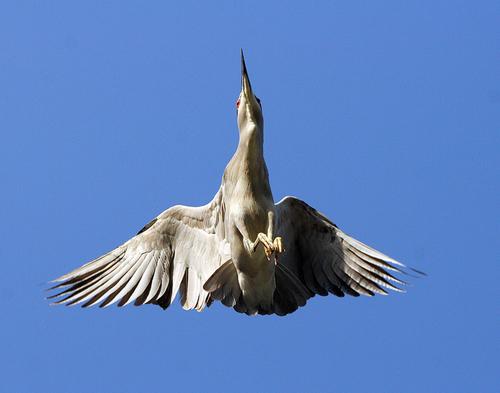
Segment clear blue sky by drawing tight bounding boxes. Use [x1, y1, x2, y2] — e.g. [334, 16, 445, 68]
[2, 2, 499, 392]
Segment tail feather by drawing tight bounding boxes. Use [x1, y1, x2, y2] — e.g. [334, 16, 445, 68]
[273, 264, 312, 316]
[203, 260, 241, 308]
[204, 260, 312, 316]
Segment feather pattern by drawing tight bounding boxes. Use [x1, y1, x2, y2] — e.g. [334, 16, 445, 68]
[274, 196, 416, 300]
[48, 189, 229, 312]
[47, 194, 418, 314]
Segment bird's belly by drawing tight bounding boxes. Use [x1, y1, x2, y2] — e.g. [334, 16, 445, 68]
[227, 195, 277, 310]
[235, 249, 276, 310]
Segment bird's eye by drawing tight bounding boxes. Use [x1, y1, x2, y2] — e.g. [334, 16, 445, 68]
[236, 99, 240, 108]
[256, 97, 261, 107]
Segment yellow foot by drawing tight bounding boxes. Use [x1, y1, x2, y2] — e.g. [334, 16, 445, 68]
[273, 236, 284, 264]
[251, 233, 285, 262]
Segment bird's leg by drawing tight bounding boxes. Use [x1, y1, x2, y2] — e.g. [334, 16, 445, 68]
[267, 210, 284, 263]
[239, 211, 284, 261]
[273, 236, 284, 264]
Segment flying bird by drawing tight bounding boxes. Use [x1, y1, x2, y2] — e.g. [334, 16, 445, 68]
[47, 51, 422, 316]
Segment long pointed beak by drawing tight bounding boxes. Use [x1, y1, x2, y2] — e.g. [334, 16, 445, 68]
[241, 49, 253, 98]
[238, 50, 263, 129]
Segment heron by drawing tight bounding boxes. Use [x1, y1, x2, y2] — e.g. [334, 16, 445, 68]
[47, 50, 422, 316]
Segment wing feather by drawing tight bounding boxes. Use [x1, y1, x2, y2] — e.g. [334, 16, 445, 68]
[121, 251, 158, 306]
[49, 254, 126, 305]
[275, 196, 420, 300]
[147, 249, 170, 304]
[72, 251, 145, 307]
[47, 189, 229, 311]
[98, 253, 148, 307]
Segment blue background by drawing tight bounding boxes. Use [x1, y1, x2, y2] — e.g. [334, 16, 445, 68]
[1, 2, 499, 392]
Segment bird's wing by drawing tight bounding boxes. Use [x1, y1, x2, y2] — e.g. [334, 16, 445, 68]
[275, 196, 412, 299]
[47, 188, 230, 311]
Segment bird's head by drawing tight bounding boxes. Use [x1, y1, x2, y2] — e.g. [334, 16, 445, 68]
[237, 50, 263, 134]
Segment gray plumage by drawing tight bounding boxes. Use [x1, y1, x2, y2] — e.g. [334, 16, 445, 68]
[47, 51, 421, 316]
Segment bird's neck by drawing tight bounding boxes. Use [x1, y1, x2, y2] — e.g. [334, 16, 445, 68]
[237, 126, 264, 165]
[224, 126, 272, 197]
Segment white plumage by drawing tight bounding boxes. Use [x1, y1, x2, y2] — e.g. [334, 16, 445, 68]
[47, 51, 423, 316]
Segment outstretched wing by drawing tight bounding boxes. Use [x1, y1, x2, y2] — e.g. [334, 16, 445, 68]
[275, 196, 415, 300]
[47, 189, 230, 311]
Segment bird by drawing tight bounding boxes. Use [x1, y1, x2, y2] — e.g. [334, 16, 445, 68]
[47, 50, 422, 316]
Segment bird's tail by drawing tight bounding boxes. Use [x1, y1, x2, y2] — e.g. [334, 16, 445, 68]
[204, 260, 311, 316]
[272, 264, 312, 316]
[203, 260, 242, 308]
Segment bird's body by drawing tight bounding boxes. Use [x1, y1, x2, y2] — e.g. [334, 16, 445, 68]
[222, 66, 277, 311]
[47, 51, 422, 316]
[222, 126, 276, 311]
